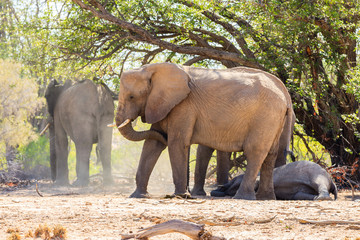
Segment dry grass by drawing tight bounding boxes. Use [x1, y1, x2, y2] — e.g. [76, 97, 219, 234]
[53, 225, 67, 239]
[6, 228, 19, 234]
[6, 225, 66, 240]
[6, 232, 21, 240]
[34, 224, 51, 239]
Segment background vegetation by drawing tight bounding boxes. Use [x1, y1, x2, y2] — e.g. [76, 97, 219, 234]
[0, 0, 359, 187]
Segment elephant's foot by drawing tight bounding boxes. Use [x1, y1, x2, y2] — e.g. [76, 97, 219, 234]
[190, 186, 207, 196]
[130, 189, 151, 198]
[256, 191, 276, 200]
[315, 193, 332, 201]
[72, 178, 89, 187]
[233, 191, 256, 200]
[166, 192, 193, 199]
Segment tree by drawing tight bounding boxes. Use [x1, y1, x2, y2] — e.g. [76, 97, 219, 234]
[6, 1, 360, 182]
[0, 59, 44, 168]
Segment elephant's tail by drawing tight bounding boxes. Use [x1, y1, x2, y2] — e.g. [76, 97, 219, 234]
[330, 180, 338, 200]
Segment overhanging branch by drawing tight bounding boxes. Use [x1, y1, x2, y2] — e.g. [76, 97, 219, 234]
[72, 0, 265, 69]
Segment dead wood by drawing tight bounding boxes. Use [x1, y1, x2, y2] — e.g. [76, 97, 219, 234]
[186, 215, 276, 226]
[35, 182, 43, 197]
[297, 218, 360, 225]
[184, 199, 207, 204]
[346, 178, 355, 201]
[121, 219, 225, 240]
[157, 199, 206, 205]
[253, 215, 277, 224]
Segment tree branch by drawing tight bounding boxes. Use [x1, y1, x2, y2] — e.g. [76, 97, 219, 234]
[72, 0, 265, 69]
[175, 0, 256, 60]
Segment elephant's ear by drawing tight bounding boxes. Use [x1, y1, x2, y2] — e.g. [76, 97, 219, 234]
[144, 63, 191, 124]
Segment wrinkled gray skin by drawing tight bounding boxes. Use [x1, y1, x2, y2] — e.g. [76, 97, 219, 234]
[211, 161, 338, 200]
[191, 108, 295, 196]
[191, 148, 232, 196]
[45, 79, 114, 186]
[116, 63, 293, 200]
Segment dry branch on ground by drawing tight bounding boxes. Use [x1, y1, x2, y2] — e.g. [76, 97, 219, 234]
[121, 219, 225, 240]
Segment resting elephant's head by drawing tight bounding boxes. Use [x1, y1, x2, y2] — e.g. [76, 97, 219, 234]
[115, 63, 191, 144]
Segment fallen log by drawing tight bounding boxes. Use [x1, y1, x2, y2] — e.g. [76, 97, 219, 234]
[121, 219, 225, 240]
[297, 218, 360, 225]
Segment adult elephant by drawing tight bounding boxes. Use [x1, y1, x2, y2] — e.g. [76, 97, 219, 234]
[115, 63, 293, 200]
[191, 108, 295, 196]
[44, 79, 115, 186]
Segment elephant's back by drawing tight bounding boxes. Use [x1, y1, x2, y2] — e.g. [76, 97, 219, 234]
[58, 80, 98, 112]
[185, 66, 292, 108]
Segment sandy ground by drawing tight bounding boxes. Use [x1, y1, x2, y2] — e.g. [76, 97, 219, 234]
[1, 179, 360, 240]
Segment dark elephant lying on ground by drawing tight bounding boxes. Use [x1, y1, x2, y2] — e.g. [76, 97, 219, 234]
[211, 161, 337, 200]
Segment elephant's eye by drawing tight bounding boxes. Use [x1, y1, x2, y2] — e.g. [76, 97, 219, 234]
[129, 95, 134, 100]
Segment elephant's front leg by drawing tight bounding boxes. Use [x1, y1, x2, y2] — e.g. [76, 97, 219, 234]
[54, 126, 70, 186]
[168, 138, 191, 197]
[130, 139, 166, 198]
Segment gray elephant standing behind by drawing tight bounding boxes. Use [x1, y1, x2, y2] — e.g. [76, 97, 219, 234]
[211, 161, 337, 200]
[44, 79, 115, 186]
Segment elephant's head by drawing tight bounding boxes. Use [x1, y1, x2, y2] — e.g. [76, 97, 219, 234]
[115, 63, 191, 144]
[45, 79, 73, 117]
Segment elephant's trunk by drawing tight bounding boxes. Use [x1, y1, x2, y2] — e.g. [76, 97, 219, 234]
[48, 119, 56, 181]
[116, 119, 167, 146]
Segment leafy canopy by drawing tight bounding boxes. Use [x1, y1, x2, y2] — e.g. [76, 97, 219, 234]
[0, 59, 44, 151]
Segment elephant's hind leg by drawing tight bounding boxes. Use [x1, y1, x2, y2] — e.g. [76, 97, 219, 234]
[233, 147, 269, 200]
[98, 122, 114, 185]
[191, 145, 214, 196]
[234, 131, 280, 200]
[314, 182, 332, 200]
[216, 151, 231, 185]
[255, 148, 277, 200]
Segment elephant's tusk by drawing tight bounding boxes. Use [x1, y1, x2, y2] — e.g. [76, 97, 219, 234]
[117, 119, 131, 129]
[39, 123, 51, 136]
[107, 119, 131, 129]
